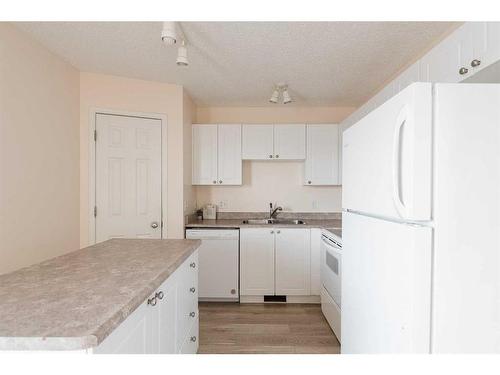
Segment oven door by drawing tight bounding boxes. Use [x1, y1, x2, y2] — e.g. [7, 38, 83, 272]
[321, 234, 342, 308]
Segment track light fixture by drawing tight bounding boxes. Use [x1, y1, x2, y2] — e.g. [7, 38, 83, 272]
[269, 84, 293, 104]
[269, 87, 280, 103]
[161, 22, 177, 45]
[176, 40, 189, 66]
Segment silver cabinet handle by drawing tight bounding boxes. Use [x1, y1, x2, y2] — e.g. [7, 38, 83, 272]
[213, 180, 217, 184]
[471, 59, 481, 68]
[270, 230, 274, 234]
[189, 311, 196, 317]
[275, 154, 279, 158]
[190, 262, 196, 268]
[219, 180, 222, 184]
[277, 230, 281, 234]
[459, 67, 469, 75]
[190, 336, 197, 342]
[147, 296, 157, 306]
[190, 287, 196, 293]
[307, 180, 312, 184]
[151, 222, 159, 229]
[155, 291, 164, 300]
[269, 155, 273, 158]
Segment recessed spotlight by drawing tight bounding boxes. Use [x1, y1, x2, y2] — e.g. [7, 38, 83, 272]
[161, 22, 177, 45]
[269, 87, 280, 103]
[176, 40, 189, 66]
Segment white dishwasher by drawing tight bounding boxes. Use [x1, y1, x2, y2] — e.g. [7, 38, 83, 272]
[185, 229, 239, 301]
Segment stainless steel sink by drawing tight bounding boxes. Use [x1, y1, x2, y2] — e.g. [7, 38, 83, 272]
[242, 219, 306, 225]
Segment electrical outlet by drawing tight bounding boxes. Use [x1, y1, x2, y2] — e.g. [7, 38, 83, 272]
[218, 200, 227, 209]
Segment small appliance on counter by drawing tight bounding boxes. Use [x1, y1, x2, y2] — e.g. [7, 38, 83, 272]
[202, 204, 217, 220]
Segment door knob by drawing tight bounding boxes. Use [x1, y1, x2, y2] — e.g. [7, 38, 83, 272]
[151, 222, 159, 229]
[190, 287, 196, 293]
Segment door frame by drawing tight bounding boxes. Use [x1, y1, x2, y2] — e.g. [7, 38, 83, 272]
[88, 107, 168, 244]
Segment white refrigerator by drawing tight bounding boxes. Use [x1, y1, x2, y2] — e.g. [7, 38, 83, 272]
[341, 82, 500, 353]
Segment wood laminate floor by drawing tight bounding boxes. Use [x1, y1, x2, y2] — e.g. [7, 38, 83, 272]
[198, 302, 340, 354]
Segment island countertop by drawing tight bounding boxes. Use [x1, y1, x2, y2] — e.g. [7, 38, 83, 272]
[0, 238, 201, 351]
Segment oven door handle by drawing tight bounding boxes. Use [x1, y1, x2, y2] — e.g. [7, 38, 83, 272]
[322, 239, 342, 257]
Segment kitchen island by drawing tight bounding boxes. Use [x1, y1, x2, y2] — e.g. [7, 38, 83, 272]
[0, 239, 201, 352]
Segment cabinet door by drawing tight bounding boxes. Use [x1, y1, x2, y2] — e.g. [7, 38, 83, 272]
[305, 124, 339, 185]
[217, 124, 242, 185]
[482, 22, 500, 72]
[192, 125, 218, 185]
[419, 31, 461, 83]
[242, 124, 274, 160]
[275, 228, 311, 296]
[156, 280, 178, 354]
[93, 298, 155, 354]
[273, 124, 306, 160]
[240, 228, 275, 295]
[310, 228, 322, 295]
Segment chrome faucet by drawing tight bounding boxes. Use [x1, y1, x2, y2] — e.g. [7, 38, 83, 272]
[269, 202, 283, 219]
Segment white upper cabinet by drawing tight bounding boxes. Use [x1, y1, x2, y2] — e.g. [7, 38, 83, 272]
[305, 124, 340, 185]
[192, 125, 218, 185]
[242, 124, 306, 160]
[242, 124, 274, 159]
[192, 124, 242, 186]
[273, 124, 306, 160]
[217, 124, 242, 185]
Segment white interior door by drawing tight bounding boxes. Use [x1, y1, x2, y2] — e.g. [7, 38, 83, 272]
[341, 211, 432, 354]
[95, 114, 162, 242]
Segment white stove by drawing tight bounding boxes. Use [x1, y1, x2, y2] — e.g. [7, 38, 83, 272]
[320, 228, 342, 342]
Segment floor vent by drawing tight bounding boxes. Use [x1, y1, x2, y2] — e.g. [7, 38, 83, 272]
[264, 295, 287, 303]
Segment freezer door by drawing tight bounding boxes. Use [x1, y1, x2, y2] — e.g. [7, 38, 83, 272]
[341, 212, 432, 353]
[342, 82, 432, 221]
[432, 83, 500, 353]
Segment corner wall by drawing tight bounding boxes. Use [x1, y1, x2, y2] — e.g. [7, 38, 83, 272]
[0, 24, 80, 274]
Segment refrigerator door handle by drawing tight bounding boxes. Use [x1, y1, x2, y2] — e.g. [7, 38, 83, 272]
[392, 106, 408, 219]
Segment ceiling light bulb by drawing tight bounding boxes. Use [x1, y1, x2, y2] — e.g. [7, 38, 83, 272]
[176, 41, 189, 66]
[282, 89, 292, 104]
[161, 21, 177, 45]
[269, 88, 280, 104]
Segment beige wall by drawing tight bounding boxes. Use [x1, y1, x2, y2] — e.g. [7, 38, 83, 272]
[79, 72, 194, 245]
[0, 24, 80, 274]
[195, 106, 355, 213]
[183, 91, 197, 219]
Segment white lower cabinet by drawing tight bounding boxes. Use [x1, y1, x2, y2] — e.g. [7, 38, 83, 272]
[93, 251, 199, 354]
[240, 228, 311, 297]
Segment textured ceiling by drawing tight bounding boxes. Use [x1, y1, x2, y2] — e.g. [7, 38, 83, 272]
[15, 22, 458, 106]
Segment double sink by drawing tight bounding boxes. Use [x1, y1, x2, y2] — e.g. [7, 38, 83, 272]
[242, 219, 306, 225]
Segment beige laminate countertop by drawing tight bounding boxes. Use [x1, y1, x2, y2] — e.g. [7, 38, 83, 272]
[0, 239, 201, 351]
[185, 218, 342, 230]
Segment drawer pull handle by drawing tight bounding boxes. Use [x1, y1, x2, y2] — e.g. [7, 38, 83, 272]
[190, 262, 196, 268]
[155, 291, 164, 300]
[190, 287, 196, 293]
[189, 311, 196, 317]
[147, 296, 157, 306]
[190, 336, 197, 342]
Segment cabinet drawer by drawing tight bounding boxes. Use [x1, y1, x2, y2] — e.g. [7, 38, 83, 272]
[179, 318, 199, 354]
